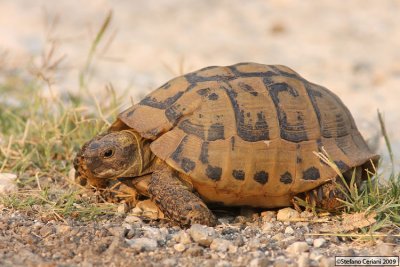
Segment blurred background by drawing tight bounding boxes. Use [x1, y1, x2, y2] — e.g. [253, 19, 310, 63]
[1, 0, 399, 168]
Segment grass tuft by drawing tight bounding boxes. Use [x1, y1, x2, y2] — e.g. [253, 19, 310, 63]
[0, 11, 123, 221]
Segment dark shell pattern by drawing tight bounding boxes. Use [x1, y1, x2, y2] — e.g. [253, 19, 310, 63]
[117, 63, 379, 207]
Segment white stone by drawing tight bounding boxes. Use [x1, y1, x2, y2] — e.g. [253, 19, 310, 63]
[313, 238, 326, 248]
[284, 226, 295, 235]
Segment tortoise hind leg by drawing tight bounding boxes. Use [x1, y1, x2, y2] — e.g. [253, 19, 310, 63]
[149, 167, 217, 227]
[302, 166, 363, 211]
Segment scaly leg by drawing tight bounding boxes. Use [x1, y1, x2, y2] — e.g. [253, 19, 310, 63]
[148, 166, 217, 227]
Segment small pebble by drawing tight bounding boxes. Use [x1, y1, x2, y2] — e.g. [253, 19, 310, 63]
[319, 256, 334, 267]
[210, 238, 232, 252]
[189, 224, 216, 247]
[286, 241, 309, 254]
[272, 233, 285, 241]
[130, 207, 142, 216]
[376, 243, 393, 256]
[284, 226, 294, 235]
[234, 235, 245, 247]
[313, 238, 326, 248]
[277, 208, 300, 221]
[56, 225, 71, 235]
[249, 257, 270, 267]
[174, 243, 186, 252]
[0, 173, 17, 194]
[273, 258, 288, 267]
[174, 231, 192, 244]
[162, 258, 178, 267]
[300, 211, 314, 218]
[126, 237, 158, 251]
[297, 253, 309, 267]
[309, 251, 323, 262]
[342, 248, 355, 256]
[216, 260, 231, 267]
[137, 199, 161, 219]
[305, 238, 313, 245]
[39, 225, 54, 237]
[260, 211, 276, 222]
[117, 203, 128, 214]
[124, 215, 142, 224]
[228, 244, 238, 254]
[185, 245, 204, 256]
[262, 222, 274, 233]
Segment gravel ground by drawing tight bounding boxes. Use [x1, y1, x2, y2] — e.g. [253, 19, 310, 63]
[1, 206, 399, 267]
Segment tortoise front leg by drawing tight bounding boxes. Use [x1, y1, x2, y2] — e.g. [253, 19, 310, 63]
[149, 167, 217, 227]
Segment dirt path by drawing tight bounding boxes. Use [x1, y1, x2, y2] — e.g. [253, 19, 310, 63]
[0, 208, 398, 267]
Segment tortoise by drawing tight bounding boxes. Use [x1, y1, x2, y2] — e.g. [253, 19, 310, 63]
[74, 62, 379, 226]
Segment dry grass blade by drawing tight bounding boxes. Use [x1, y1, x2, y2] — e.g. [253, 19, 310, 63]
[305, 233, 400, 238]
[319, 211, 377, 233]
[0, 136, 13, 173]
[378, 110, 395, 174]
[80, 10, 113, 89]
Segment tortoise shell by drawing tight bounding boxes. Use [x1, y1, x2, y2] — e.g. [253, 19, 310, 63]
[113, 63, 379, 208]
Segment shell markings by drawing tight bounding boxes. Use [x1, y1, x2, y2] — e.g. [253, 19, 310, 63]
[206, 165, 222, 181]
[222, 85, 270, 142]
[170, 136, 196, 173]
[207, 123, 225, 141]
[140, 91, 184, 110]
[266, 81, 308, 143]
[302, 167, 320, 180]
[254, 171, 269, 184]
[232, 169, 245, 180]
[199, 142, 209, 164]
[280, 172, 293, 184]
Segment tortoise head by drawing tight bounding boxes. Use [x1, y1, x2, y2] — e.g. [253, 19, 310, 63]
[74, 131, 144, 186]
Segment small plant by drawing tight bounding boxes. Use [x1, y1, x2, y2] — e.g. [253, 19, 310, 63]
[300, 110, 400, 240]
[0, 11, 123, 221]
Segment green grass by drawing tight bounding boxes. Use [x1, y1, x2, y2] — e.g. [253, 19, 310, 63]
[303, 112, 400, 238]
[0, 71, 120, 220]
[339, 112, 400, 228]
[0, 12, 123, 221]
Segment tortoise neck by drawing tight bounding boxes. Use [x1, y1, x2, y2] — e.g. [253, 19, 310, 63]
[120, 129, 157, 177]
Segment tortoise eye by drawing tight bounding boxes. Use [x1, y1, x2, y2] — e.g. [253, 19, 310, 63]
[103, 149, 114, 158]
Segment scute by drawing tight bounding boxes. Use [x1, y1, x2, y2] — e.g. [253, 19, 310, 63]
[117, 62, 379, 208]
